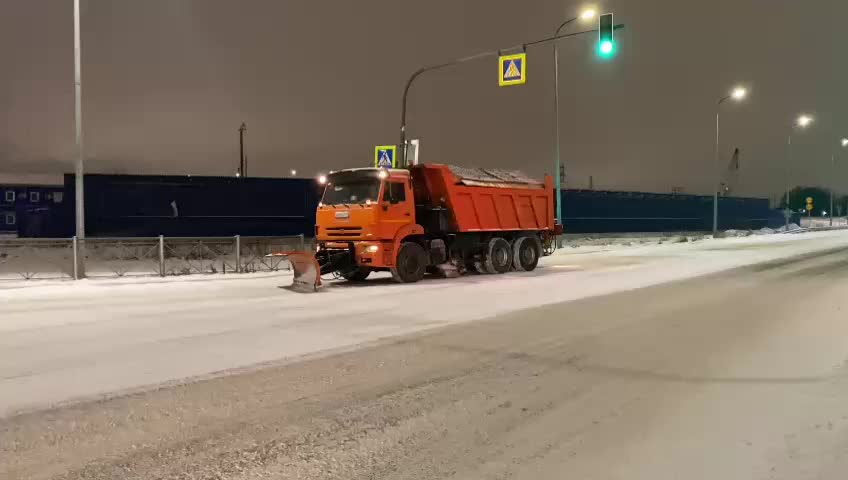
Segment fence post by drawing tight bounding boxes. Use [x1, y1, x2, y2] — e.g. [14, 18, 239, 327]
[159, 235, 165, 277]
[299, 234, 305, 251]
[72, 236, 79, 280]
[235, 235, 241, 273]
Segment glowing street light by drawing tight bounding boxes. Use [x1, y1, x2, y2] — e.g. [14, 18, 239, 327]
[730, 87, 748, 101]
[580, 9, 597, 21]
[797, 114, 814, 128]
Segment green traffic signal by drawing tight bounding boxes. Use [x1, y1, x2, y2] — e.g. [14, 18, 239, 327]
[598, 13, 614, 58]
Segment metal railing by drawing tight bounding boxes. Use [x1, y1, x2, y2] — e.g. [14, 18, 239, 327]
[0, 238, 76, 280]
[0, 235, 307, 281]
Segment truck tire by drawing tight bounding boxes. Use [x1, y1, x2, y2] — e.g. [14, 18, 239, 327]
[483, 237, 512, 274]
[341, 267, 371, 282]
[391, 242, 427, 283]
[512, 236, 541, 272]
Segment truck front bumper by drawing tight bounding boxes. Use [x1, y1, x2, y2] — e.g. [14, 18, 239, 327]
[317, 241, 391, 271]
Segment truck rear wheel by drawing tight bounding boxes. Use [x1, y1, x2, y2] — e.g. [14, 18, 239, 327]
[341, 267, 371, 282]
[391, 242, 427, 283]
[483, 237, 512, 274]
[513, 236, 541, 272]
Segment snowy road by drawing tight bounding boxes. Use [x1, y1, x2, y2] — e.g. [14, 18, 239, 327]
[4, 230, 848, 479]
[2, 231, 848, 418]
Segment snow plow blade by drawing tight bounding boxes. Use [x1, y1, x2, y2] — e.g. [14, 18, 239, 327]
[270, 251, 322, 292]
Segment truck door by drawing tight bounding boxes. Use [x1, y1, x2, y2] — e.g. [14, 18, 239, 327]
[379, 180, 414, 239]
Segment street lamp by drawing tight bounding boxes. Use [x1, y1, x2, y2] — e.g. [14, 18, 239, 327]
[833, 138, 848, 226]
[713, 86, 748, 235]
[553, 8, 597, 227]
[290, 169, 298, 177]
[73, 0, 85, 240]
[786, 114, 814, 229]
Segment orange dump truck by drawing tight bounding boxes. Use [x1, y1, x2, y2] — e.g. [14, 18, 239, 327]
[312, 164, 560, 284]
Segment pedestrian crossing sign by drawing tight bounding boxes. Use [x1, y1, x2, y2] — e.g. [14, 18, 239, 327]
[375, 145, 397, 168]
[499, 53, 526, 87]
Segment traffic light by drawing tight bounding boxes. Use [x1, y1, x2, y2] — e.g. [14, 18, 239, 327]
[598, 13, 615, 58]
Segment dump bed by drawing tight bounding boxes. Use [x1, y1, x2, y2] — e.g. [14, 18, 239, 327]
[411, 164, 555, 233]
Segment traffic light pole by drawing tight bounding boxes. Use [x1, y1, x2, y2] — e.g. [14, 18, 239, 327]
[398, 26, 623, 166]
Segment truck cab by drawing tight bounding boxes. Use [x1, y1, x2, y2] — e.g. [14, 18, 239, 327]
[315, 168, 421, 277]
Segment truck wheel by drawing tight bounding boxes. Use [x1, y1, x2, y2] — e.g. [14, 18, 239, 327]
[341, 267, 371, 282]
[483, 237, 512, 274]
[391, 242, 427, 283]
[513, 236, 541, 272]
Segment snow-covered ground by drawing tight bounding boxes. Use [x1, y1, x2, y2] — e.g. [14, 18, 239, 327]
[3, 230, 848, 417]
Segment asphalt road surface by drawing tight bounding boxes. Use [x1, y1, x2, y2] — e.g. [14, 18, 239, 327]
[4, 242, 848, 479]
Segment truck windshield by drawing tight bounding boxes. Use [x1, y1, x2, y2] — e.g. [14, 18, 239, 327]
[322, 179, 381, 206]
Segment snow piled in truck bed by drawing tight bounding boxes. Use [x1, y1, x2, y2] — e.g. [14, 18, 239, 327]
[447, 165, 543, 186]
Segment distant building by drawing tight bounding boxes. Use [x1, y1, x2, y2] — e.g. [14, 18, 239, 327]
[0, 174, 65, 237]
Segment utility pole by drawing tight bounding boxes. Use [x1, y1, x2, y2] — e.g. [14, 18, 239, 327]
[238, 122, 247, 178]
[73, 0, 85, 239]
[713, 87, 747, 235]
[785, 135, 791, 231]
[714, 109, 720, 234]
[830, 154, 835, 227]
[785, 114, 814, 230]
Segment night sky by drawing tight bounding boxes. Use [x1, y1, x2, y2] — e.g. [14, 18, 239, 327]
[2, 0, 848, 200]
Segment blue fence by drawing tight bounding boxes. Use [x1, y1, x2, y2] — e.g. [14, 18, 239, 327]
[18, 175, 782, 237]
[36, 174, 321, 238]
[561, 190, 775, 233]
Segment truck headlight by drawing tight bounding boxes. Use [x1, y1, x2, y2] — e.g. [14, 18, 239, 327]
[365, 245, 379, 253]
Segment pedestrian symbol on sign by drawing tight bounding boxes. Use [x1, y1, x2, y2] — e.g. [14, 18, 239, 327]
[374, 145, 397, 168]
